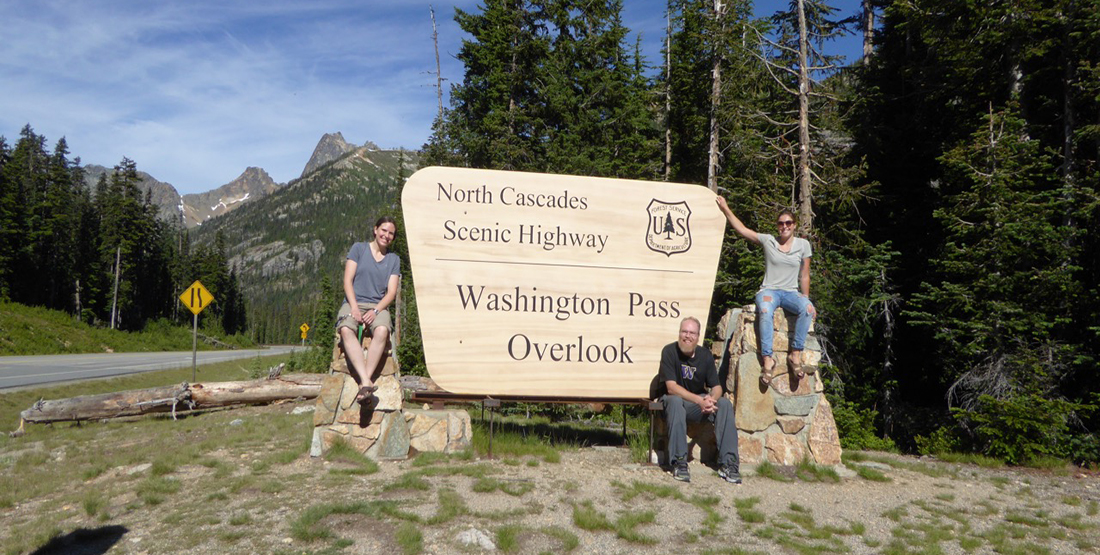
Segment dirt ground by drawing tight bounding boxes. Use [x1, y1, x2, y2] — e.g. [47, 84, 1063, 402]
[7, 400, 1100, 555]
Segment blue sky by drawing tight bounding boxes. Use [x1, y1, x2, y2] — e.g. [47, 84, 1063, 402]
[1, 0, 864, 195]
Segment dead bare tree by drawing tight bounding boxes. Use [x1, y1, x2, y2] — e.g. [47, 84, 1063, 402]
[707, 0, 727, 192]
[431, 5, 444, 122]
[746, 0, 844, 233]
[664, 7, 673, 181]
[861, 0, 874, 62]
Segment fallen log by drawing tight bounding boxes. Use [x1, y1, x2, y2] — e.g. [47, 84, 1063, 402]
[18, 373, 324, 424]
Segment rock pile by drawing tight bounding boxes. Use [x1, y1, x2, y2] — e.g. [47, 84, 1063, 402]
[652, 305, 842, 467]
[310, 332, 472, 459]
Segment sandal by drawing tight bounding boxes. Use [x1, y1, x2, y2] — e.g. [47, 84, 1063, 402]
[760, 360, 775, 387]
[355, 384, 378, 402]
[788, 356, 804, 379]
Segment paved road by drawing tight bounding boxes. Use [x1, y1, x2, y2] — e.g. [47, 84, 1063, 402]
[0, 346, 300, 390]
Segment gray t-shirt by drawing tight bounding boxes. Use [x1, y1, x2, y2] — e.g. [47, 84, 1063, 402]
[758, 234, 812, 292]
[347, 242, 401, 304]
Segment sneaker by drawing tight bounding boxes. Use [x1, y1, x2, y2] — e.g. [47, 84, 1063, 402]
[672, 460, 691, 482]
[718, 463, 742, 484]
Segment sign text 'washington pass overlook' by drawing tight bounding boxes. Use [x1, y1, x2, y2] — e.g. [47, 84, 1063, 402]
[402, 167, 724, 398]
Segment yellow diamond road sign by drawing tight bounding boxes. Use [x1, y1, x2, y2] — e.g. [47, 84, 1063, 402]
[179, 280, 214, 316]
[300, 323, 310, 333]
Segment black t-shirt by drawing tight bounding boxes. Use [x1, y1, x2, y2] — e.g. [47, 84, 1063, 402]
[656, 342, 718, 397]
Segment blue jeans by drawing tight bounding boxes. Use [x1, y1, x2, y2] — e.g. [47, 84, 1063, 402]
[755, 289, 814, 357]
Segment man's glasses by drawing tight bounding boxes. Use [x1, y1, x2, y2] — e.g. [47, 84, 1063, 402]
[777, 220, 795, 227]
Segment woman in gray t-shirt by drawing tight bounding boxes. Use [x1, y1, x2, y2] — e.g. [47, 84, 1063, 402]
[716, 197, 816, 386]
[335, 216, 401, 402]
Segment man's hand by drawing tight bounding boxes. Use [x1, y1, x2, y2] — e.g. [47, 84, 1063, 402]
[698, 394, 717, 414]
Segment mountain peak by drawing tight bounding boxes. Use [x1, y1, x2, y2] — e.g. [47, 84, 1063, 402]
[301, 132, 356, 177]
[180, 166, 280, 227]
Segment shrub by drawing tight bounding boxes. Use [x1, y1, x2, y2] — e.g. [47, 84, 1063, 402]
[952, 394, 1093, 465]
[914, 426, 961, 456]
[829, 397, 897, 451]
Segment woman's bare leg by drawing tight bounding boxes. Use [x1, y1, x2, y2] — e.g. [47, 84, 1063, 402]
[339, 326, 374, 392]
[364, 326, 390, 384]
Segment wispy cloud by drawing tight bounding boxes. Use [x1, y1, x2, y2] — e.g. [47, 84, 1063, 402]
[1, 0, 860, 194]
[0, 0, 480, 192]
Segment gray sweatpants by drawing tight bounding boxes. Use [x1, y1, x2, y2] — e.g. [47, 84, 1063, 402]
[662, 394, 740, 469]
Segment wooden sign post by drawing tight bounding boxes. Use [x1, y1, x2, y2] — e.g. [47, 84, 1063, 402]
[179, 280, 213, 382]
[402, 167, 724, 398]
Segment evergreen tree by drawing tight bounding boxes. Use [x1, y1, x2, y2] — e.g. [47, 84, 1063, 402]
[541, 0, 660, 177]
[0, 135, 14, 300]
[447, 0, 550, 170]
[908, 106, 1078, 406]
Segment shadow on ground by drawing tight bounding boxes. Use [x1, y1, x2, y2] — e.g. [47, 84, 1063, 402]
[31, 525, 128, 555]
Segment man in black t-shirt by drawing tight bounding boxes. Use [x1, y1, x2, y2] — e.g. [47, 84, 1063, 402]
[657, 317, 741, 484]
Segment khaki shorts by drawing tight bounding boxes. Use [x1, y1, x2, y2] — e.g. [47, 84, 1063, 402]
[335, 302, 393, 335]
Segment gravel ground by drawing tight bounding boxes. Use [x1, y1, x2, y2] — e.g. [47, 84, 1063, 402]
[10, 401, 1100, 555]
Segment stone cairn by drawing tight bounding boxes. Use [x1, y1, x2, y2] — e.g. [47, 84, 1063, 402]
[651, 305, 842, 467]
[310, 331, 472, 460]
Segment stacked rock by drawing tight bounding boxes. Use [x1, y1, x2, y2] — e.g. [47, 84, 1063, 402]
[721, 305, 841, 466]
[310, 332, 472, 460]
[651, 306, 841, 467]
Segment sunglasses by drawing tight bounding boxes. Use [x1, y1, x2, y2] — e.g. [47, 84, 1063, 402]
[777, 220, 795, 227]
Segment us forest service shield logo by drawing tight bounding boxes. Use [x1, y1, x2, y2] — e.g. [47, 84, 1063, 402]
[646, 199, 692, 256]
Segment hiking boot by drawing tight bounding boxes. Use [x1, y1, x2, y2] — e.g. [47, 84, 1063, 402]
[718, 463, 742, 484]
[672, 460, 691, 482]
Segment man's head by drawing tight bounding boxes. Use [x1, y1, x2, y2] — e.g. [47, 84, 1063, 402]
[677, 317, 701, 355]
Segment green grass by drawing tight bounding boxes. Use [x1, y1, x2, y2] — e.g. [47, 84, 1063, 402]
[846, 461, 891, 482]
[754, 460, 793, 482]
[795, 459, 841, 482]
[752, 503, 854, 554]
[395, 522, 422, 555]
[495, 524, 524, 552]
[471, 421, 565, 462]
[539, 525, 580, 552]
[735, 496, 767, 524]
[610, 479, 723, 536]
[323, 438, 381, 473]
[572, 500, 657, 544]
[472, 476, 535, 496]
[0, 301, 254, 356]
[0, 354, 318, 555]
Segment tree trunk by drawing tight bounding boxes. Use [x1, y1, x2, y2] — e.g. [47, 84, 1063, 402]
[707, 0, 725, 192]
[664, 7, 673, 181]
[19, 374, 324, 424]
[431, 5, 444, 122]
[862, 0, 874, 62]
[796, 0, 813, 230]
[110, 245, 121, 329]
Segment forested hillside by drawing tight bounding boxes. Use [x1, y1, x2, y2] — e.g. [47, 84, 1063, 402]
[0, 127, 246, 335]
[190, 147, 417, 344]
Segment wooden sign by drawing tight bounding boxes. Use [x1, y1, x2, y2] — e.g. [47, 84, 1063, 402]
[179, 280, 213, 316]
[402, 167, 724, 398]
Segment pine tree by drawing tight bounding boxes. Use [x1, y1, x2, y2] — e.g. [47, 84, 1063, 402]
[448, 0, 550, 170]
[0, 135, 14, 300]
[908, 106, 1078, 406]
